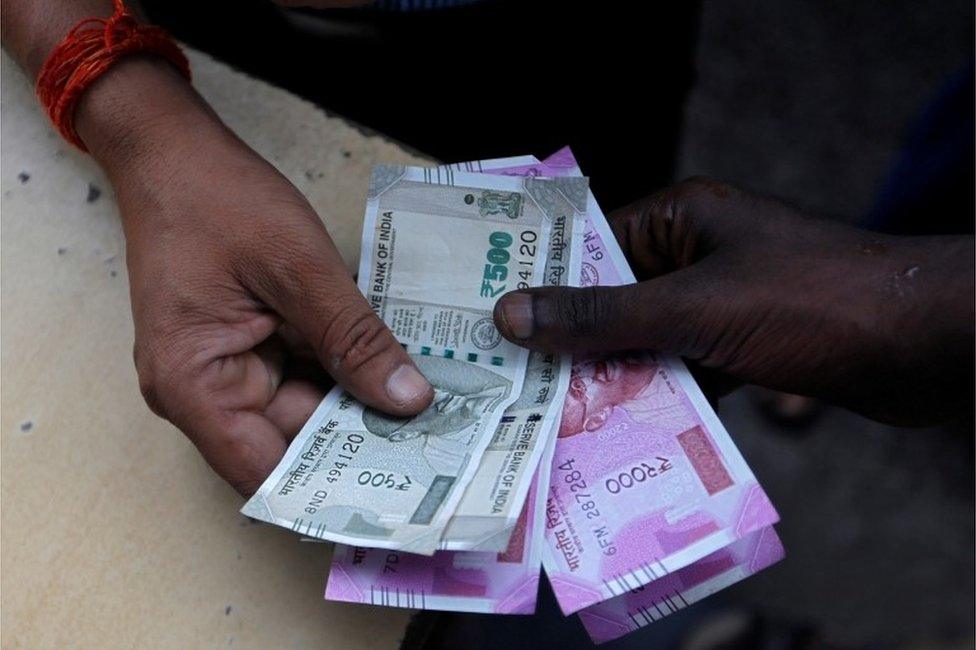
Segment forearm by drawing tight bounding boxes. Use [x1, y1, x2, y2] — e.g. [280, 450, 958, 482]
[1, 0, 118, 78]
[1, 0, 231, 202]
[74, 58, 226, 179]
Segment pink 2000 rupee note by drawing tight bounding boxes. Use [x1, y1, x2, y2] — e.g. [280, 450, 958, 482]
[325, 428, 558, 613]
[492, 149, 784, 632]
[538, 148, 781, 615]
[326, 149, 781, 623]
[578, 526, 785, 644]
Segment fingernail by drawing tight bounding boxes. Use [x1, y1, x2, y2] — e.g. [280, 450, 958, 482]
[500, 292, 534, 339]
[386, 364, 431, 405]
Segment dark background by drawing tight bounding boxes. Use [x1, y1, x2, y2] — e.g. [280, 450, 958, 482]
[143, 1, 974, 647]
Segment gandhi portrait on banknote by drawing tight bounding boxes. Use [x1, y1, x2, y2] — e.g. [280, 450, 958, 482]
[558, 353, 688, 438]
[364, 355, 510, 438]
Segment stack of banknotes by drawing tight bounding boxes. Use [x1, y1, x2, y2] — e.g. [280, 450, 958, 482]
[242, 147, 784, 644]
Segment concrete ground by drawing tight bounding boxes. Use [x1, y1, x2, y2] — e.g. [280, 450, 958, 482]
[678, 2, 974, 647]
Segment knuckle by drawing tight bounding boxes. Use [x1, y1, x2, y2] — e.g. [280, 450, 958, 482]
[318, 306, 396, 374]
[194, 422, 268, 497]
[214, 433, 267, 497]
[237, 235, 303, 297]
[551, 287, 616, 338]
[655, 180, 699, 225]
[666, 176, 730, 216]
[133, 342, 168, 417]
[677, 175, 729, 197]
[233, 478, 263, 499]
[133, 334, 197, 421]
[234, 218, 326, 299]
[643, 177, 739, 263]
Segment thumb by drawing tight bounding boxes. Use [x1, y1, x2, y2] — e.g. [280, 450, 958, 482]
[492, 268, 718, 357]
[249, 231, 433, 417]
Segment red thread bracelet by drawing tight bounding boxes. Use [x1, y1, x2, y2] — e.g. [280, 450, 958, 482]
[36, 0, 191, 152]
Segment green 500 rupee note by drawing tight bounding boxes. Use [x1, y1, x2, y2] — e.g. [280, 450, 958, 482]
[242, 166, 588, 554]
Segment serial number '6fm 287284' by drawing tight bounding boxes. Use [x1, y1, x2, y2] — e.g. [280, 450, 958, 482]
[551, 454, 675, 561]
[555, 457, 618, 558]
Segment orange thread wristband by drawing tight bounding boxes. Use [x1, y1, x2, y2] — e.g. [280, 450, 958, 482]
[35, 0, 191, 152]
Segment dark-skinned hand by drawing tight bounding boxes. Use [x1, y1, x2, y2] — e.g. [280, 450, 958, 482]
[494, 178, 974, 426]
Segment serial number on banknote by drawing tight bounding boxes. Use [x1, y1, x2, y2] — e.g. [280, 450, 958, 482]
[324, 432, 366, 484]
[556, 458, 617, 557]
[303, 430, 368, 515]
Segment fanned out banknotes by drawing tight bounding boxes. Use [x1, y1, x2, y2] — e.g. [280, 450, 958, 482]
[243, 148, 784, 644]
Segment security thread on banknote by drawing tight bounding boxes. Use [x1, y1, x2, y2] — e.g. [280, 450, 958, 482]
[242, 166, 588, 555]
[437, 167, 586, 552]
[578, 526, 785, 644]
[325, 423, 561, 614]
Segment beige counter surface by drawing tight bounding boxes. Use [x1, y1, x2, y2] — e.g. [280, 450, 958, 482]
[1, 47, 429, 648]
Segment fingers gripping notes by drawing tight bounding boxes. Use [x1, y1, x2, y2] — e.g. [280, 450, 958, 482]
[247, 150, 782, 644]
[243, 166, 588, 555]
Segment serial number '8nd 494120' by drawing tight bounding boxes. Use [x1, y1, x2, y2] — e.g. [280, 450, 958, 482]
[480, 230, 537, 298]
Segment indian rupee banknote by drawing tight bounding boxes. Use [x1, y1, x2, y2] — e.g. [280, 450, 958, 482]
[578, 526, 785, 643]
[436, 157, 583, 551]
[321, 150, 782, 632]
[324, 154, 581, 610]
[438, 149, 783, 619]
[325, 411, 560, 613]
[536, 149, 781, 614]
[243, 166, 587, 554]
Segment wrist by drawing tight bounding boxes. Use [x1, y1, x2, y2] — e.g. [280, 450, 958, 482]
[74, 56, 225, 177]
[870, 234, 975, 423]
